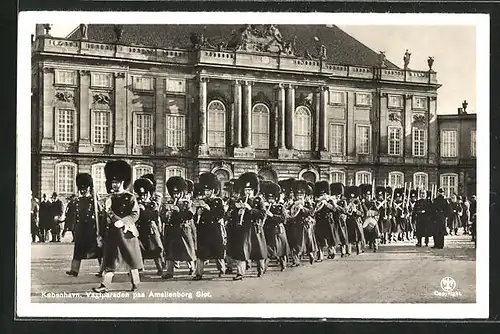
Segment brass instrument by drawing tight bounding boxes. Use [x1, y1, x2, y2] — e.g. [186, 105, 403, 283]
[237, 194, 249, 225]
[290, 199, 306, 218]
[345, 198, 360, 215]
[313, 194, 333, 214]
[192, 198, 209, 225]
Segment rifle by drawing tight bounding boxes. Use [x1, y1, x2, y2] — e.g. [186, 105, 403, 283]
[92, 180, 102, 248]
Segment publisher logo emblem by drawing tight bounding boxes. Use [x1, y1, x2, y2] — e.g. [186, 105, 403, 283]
[440, 277, 456, 292]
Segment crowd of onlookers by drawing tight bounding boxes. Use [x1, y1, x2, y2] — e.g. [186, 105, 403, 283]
[30, 192, 75, 243]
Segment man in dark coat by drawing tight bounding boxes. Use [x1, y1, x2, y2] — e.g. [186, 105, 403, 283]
[65, 173, 103, 277]
[375, 187, 391, 244]
[224, 178, 241, 275]
[345, 186, 365, 255]
[313, 181, 339, 261]
[193, 172, 227, 280]
[469, 195, 477, 243]
[31, 192, 39, 243]
[134, 178, 165, 276]
[38, 193, 51, 242]
[262, 181, 290, 272]
[448, 194, 463, 236]
[232, 172, 267, 280]
[360, 184, 380, 252]
[414, 189, 433, 247]
[93, 160, 143, 293]
[408, 189, 418, 239]
[49, 192, 64, 242]
[432, 188, 451, 249]
[62, 194, 77, 242]
[330, 183, 349, 256]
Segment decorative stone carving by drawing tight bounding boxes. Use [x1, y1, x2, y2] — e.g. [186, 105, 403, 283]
[78, 69, 90, 76]
[296, 92, 313, 108]
[388, 112, 401, 123]
[413, 114, 426, 124]
[317, 44, 327, 60]
[113, 72, 125, 79]
[226, 24, 289, 54]
[379, 51, 387, 68]
[55, 91, 74, 103]
[427, 56, 434, 71]
[258, 161, 273, 169]
[405, 94, 413, 100]
[113, 25, 123, 43]
[43, 24, 52, 36]
[213, 160, 232, 170]
[403, 49, 411, 69]
[189, 32, 216, 50]
[93, 93, 111, 105]
[80, 24, 88, 40]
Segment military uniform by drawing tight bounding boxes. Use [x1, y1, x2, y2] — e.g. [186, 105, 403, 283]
[432, 190, 450, 248]
[345, 186, 365, 255]
[359, 184, 380, 252]
[39, 195, 51, 242]
[93, 160, 143, 293]
[392, 189, 407, 241]
[224, 178, 241, 275]
[66, 173, 104, 277]
[448, 198, 463, 235]
[31, 195, 39, 242]
[414, 190, 433, 247]
[49, 193, 64, 242]
[469, 196, 477, 243]
[313, 181, 339, 261]
[375, 187, 391, 244]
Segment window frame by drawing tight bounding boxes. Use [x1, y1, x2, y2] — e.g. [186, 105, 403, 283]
[133, 112, 153, 147]
[387, 94, 403, 109]
[355, 92, 372, 107]
[91, 163, 107, 196]
[54, 69, 77, 86]
[90, 72, 113, 89]
[166, 78, 186, 93]
[388, 171, 405, 188]
[91, 109, 111, 145]
[441, 129, 458, 158]
[388, 126, 403, 156]
[251, 103, 270, 149]
[412, 127, 427, 157]
[440, 173, 459, 198]
[55, 162, 77, 195]
[355, 171, 372, 186]
[165, 114, 186, 149]
[133, 76, 154, 91]
[328, 122, 345, 155]
[329, 91, 345, 106]
[413, 172, 429, 190]
[133, 165, 154, 182]
[356, 124, 371, 155]
[56, 108, 76, 144]
[413, 96, 428, 110]
[330, 170, 346, 185]
[207, 100, 227, 148]
[294, 106, 313, 151]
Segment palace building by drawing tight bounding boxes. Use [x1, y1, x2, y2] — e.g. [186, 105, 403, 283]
[30, 24, 476, 200]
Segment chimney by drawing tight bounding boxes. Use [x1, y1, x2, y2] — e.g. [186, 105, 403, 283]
[457, 107, 463, 115]
[35, 24, 45, 37]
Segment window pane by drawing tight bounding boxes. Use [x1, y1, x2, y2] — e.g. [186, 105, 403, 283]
[329, 124, 344, 154]
[57, 109, 75, 143]
[166, 115, 185, 148]
[329, 91, 344, 105]
[252, 104, 269, 149]
[92, 72, 112, 88]
[441, 130, 457, 157]
[356, 172, 371, 186]
[133, 77, 153, 91]
[413, 128, 426, 157]
[357, 125, 370, 154]
[414, 173, 428, 190]
[135, 114, 152, 146]
[388, 127, 401, 155]
[294, 107, 311, 151]
[93, 111, 110, 144]
[55, 70, 76, 85]
[207, 101, 226, 148]
[57, 164, 76, 194]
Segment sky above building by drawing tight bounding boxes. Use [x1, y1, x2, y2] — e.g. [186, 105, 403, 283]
[43, 24, 476, 115]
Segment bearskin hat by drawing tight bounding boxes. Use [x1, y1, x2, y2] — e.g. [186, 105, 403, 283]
[199, 172, 219, 191]
[330, 183, 344, 196]
[141, 173, 156, 189]
[293, 180, 310, 195]
[76, 173, 93, 190]
[359, 184, 372, 197]
[394, 188, 404, 197]
[193, 182, 204, 198]
[185, 179, 194, 194]
[166, 176, 187, 197]
[307, 182, 315, 196]
[224, 178, 240, 194]
[278, 178, 295, 194]
[104, 160, 132, 189]
[260, 180, 281, 198]
[375, 186, 386, 196]
[345, 186, 360, 198]
[410, 189, 418, 197]
[134, 178, 154, 195]
[385, 186, 393, 195]
[314, 181, 330, 197]
[238, 172, 260, 194]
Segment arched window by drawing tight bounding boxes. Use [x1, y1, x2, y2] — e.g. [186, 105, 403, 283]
[91, 163, 107, 195]
[55, 162, 77, 195]
[355, 171, 372, 186]
[258, 168, 277, 183]
[330, 171, 346, 185]
[133, 165, 153, 182]
[440, 173, 458, 198]
[413, 172, 429, 190]
[251, 103, 270, 149]
[165, 166, 187, 195]
[213, 168, 231, 197]
[299, 169, 318, 183]
[207, 100, 226, 148]
[294, 106, 312, 151]
[388, 171, 404, 188]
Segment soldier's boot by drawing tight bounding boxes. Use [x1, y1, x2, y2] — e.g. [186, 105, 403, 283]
[154, 258, 163, 276]
[317, 249, 324, 262]
[280, 256, 287, 271]
[308, 252, 314, 264]
[373, 239, 379, 252]
[340, 245, 346, 258]
[346, 244, 352, 256]
[66, 259, 80, 277]
[356, 242, 361, 255]
[328, 246, 336, 259]
[130, 269, 140, 291]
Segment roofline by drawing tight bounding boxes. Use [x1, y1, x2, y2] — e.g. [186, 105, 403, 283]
[438, 114, 476, 120]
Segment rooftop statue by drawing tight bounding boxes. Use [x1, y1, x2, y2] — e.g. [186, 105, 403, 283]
[226, 24, 288, 54]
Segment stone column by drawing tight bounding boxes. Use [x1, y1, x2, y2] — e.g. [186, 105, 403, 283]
[155, 77, 165, 155]
[233, 80, 242, 148]
[428, 96, 438, 164]
[403, 94, 413, 161]
[277, 84, 286, 149]
[242, 81, 253, 147]
[319, 86, 329, 152]
[113, 72, 127, 154]
[199, 77, 208, 146]
[41, 67, 55, 151]
[78, 70, 91, 153]
[285, 84, 295, 149]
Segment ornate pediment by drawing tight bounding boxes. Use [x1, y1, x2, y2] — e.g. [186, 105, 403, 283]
[93, 93, 111, 105]
[226, 25, 295, 55]
[55, 91, 74, 103]
[388, 112, 401, 123]
[413, 113, 426, 124]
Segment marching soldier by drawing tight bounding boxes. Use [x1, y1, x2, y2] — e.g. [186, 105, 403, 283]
[224, 179, 241, 275]
[288, 180, 318, 266]
[31, 192, 39, 243]
[432, 188, 450, 249]
[49, 192, 64, 242]
[162, 176, 197, 279]
[93, 160, 143, 293]
[330, 183, 350, 257]
[231, 172, 268, 280]
[345, 185, 364, 255]
[408, 189, 418, 239]
[134, 178, 165, 276]
[448, 193, 463, 236]
[360, 184, 380, 252]
[313, 181, 339, 261]
[262, 180, 290, 272]
[65, 173, 103, 277]
[192, 172, 227, 280]
[140, 173, 164, 235]
[375, 187, 391, 244]
[414, 189, 433, 247]
[393, 188, 407, 242]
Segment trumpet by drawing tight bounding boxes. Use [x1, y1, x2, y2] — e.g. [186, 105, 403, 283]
[290, 199, 305, 218]
[238, 194, 249, 225]
[345, 198, 360, 215]
[314, 194, 333, 214]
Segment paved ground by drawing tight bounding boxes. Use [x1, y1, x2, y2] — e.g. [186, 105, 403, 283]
[30, 234, 476, 303]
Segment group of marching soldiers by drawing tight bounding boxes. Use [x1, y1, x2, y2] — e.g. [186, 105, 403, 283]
[32, 159, 476, 292]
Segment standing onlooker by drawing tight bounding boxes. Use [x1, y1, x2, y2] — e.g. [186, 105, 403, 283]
[31, 191, 39, 242]
[448, 194, 463, 236]
[461, 196, 471, 235]
[49, 192, 64, 242]
[63, 194, 77, 242]
[39, 194, 51, 242]
[432, 188, 450, 249]
[469, 195, 477, 243]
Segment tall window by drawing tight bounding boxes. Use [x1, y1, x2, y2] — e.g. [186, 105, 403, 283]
[294, 106, 312, 151]
[329, 123, 344, 155]
[56, 109, 75, 143]
[440, 174, 458, 198]
[300, 171, 316, 183]
[91, 72, 112, 88]
[134, 113, 152, 146]
[471, 129, 476, 157]
[55, 70, 76, 85]
[413, 128, 427, 157]
[388, 126, 402, 156]
[133, 165, 153, 181]
[56, 162, 76, 194]
[330, 171, 346, 184]
[356, 124, 371, 154]
[441, 130, 457, 157]
[355, 171, 372, 186]
[252, 103, 270, 149]
[388, 171, 404, 188]
[93, 110, 110, 144]
[165, 97, 186, 149]
[413, 172, 428, 190]
[91, 163, 107, 195]
[207, 100, 226, 148]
